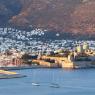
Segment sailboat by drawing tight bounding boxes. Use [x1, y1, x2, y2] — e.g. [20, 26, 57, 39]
[50, 83, 60, 88]
[49, 70, 60, 88]
[32, 70, 40, 86]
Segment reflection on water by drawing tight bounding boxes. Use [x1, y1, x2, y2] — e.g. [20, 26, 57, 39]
[0, 68, 95, 95]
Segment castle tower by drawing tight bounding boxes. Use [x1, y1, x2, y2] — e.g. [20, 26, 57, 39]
[76, 45, 84, 53]
[83, 42, 89, 51]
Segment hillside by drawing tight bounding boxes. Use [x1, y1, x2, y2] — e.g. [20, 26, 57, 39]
[0, 0, 95, 37]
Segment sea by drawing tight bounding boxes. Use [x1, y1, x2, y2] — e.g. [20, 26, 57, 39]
[0, 68, 95, 95]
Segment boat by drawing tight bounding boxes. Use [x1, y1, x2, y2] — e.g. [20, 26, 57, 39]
[50, 83, 60, 88]
[49, 70, 60, 88]
[31, 69, 41, 86]
[32, 82, 40, 86]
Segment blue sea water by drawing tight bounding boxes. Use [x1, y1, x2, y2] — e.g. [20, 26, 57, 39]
[0, 68, 95, 95]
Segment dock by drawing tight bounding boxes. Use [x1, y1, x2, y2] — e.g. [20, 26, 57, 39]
[0, 70, 18, 75]
[0, 70, 26, 79]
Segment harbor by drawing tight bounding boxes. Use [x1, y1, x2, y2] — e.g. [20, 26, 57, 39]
[0, 29, 95, 79]
[0, 68, 95, 95]
[0, 0, 95, 94]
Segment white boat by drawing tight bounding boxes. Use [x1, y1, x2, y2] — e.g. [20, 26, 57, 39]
[50, 83, 60, 88]
[32, 69, 40, 86]
[49, 70, 60, 88]
[32, 82, 40, 86]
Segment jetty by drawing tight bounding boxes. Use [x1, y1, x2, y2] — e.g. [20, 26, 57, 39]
[0, 70, 26, 79]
